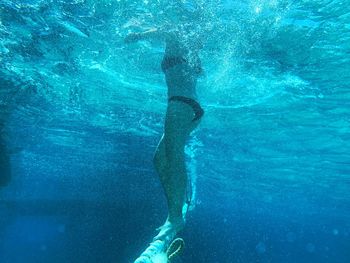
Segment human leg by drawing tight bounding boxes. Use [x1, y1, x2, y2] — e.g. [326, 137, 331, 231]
[153, 101, 200, 240]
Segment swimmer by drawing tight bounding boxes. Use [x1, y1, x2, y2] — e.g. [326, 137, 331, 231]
[125, 26, 204, 256]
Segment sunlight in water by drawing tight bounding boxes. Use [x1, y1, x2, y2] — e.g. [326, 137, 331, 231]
[1, 0, 349, 262]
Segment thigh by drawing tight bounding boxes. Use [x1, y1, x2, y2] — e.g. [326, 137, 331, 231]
[164, 101, 194, 160]
[154, 135, 167, 168]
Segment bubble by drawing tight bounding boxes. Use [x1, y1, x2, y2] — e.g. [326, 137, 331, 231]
[58, 224, 66, 233]
[256, 242, 266, 254]
[264, 195, 273, 203]
[40, 245, 47, 251]
[286, 232, 296, 243]
[332, 229, 339, 235]
[306, 243, 315, 253]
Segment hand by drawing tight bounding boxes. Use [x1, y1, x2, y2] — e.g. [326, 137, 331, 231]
[124, 32, 141, 43]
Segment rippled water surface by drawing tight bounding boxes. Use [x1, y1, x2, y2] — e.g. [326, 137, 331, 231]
[1, 1, 349, 262]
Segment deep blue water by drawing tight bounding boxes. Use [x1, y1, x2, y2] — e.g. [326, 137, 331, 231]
[1, 0, 349, 262]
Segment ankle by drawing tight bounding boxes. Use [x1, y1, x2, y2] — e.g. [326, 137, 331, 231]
[166, 216, 185, 230]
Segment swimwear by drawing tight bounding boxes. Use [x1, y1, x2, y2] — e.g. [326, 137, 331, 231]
[161, 56, 187, 72]
[161, 56, 203, 75]
[168, 96, 204, 122]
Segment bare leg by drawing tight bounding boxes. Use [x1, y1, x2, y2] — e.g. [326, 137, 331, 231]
[153, 101, 200, 241]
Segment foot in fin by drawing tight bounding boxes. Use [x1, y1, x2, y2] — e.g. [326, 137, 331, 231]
[134, 240, 166, 263]
[134, 219, 185, 263]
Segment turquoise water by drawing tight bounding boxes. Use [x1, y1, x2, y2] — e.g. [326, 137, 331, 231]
[1, 1, 349, 262]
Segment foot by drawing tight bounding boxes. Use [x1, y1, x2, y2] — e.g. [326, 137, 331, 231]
[134, 240, 166, 263]
[153, 218, 185, 245]
[134, 218, 185, 263]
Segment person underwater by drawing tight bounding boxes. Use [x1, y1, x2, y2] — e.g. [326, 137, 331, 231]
[125, 25, 204, 263]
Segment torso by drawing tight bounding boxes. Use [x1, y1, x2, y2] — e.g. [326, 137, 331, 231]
[162, 38, 202, 100]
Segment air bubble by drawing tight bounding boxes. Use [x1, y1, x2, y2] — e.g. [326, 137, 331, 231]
[286, 232, 296, 243]
[306, 243, 315, 253]
[256, 242, 266, 254]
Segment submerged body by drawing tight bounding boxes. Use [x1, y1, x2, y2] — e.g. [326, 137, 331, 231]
[162, 36, 202, 99]
[154, 34, 204, 239]
[126, 27, 204, 261]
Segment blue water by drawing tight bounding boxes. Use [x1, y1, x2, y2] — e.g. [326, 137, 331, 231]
[1, 0, 349, 262]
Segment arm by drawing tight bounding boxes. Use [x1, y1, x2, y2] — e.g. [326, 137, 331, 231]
[124, 28, 169, 43]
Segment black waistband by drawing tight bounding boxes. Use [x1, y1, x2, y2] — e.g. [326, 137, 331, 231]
[168, 96, 204, 122]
